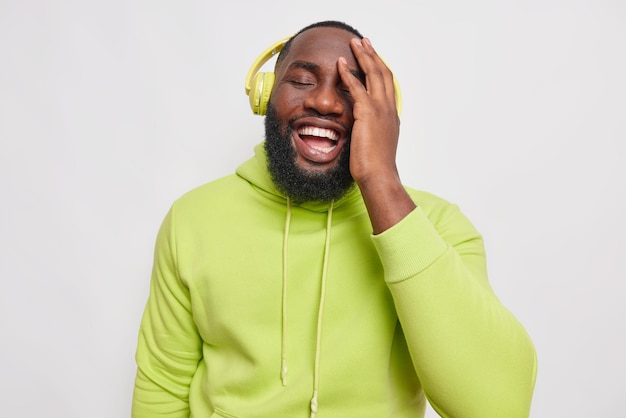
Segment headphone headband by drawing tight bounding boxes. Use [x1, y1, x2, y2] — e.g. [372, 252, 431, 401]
[244, 36, 292, 96]
[244, 36, 402, 115]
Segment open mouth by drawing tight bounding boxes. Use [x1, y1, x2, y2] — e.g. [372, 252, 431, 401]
[297, 125, 340, 154]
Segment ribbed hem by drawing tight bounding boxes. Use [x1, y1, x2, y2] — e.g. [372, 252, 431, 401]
[371, 207, 448, 284]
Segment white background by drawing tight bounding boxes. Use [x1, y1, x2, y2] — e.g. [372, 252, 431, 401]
[1, 1, 624, 417]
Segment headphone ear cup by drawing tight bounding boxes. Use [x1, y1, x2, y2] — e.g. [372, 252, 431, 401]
[249, 72, 275, 115]
[259, 72, 274, 116]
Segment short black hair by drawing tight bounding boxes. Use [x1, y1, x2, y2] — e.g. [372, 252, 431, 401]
[275, 20, 364, 68]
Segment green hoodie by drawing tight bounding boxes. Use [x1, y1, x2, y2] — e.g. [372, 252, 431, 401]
[132, 143, 537, 418]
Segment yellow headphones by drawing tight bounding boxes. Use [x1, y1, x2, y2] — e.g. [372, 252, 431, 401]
[244, 36, 402, 116]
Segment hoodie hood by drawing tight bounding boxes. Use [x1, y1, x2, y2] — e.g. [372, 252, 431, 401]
[236, 141, 362, 212]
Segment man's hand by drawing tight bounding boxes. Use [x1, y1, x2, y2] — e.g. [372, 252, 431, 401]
[338, 38, 400, 185]
[338, 38, 416, 234]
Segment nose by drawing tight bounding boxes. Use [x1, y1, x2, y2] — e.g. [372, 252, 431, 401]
[303, 83, 345, 116]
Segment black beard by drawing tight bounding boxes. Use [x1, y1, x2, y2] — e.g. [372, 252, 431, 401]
[263, 104, 355, 203]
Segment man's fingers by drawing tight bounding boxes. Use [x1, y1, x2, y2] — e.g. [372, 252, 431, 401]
[349, 37, 397, 114]
[337, 56, 367, 106]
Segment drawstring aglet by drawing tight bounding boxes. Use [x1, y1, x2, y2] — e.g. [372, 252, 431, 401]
[310, 390, 319, 418]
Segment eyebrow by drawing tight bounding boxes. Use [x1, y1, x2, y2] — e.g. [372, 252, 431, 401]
[288, 60, 365, 83]
[289, 60, 319, 72]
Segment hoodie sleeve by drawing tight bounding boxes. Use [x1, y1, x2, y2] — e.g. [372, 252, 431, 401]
[132, 205, 202, 418]
[371, 203, 537, 418]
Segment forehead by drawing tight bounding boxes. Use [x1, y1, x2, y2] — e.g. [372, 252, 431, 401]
[281, 27, 358, 69]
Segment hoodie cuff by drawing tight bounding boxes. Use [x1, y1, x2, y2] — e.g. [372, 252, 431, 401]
[371, 206, 448, 284]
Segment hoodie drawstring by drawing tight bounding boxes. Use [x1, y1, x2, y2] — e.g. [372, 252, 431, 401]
[280, 199, 334, 418]
[310, 200, 333, 418]
[281, 198, 292, 386]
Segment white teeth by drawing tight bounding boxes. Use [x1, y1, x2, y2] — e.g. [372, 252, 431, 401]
[310, 144, 337, 153]
[298, 126, 339, 141]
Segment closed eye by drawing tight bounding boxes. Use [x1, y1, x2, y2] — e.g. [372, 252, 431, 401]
[288, 80, 314, 87]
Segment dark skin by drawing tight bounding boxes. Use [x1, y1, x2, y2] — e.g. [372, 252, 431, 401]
[270, 27, 416, 234]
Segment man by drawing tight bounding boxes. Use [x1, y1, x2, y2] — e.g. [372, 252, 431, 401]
[132, 20, 537, 418]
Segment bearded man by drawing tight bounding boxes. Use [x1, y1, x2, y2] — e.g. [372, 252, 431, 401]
[132, 20, 537, 418]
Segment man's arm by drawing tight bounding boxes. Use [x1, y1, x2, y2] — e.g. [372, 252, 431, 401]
[132, 206, 202, 418]
[372, 202, 537, 417]
[338, 37, 415, 234]
[340, 38, 537, 416]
